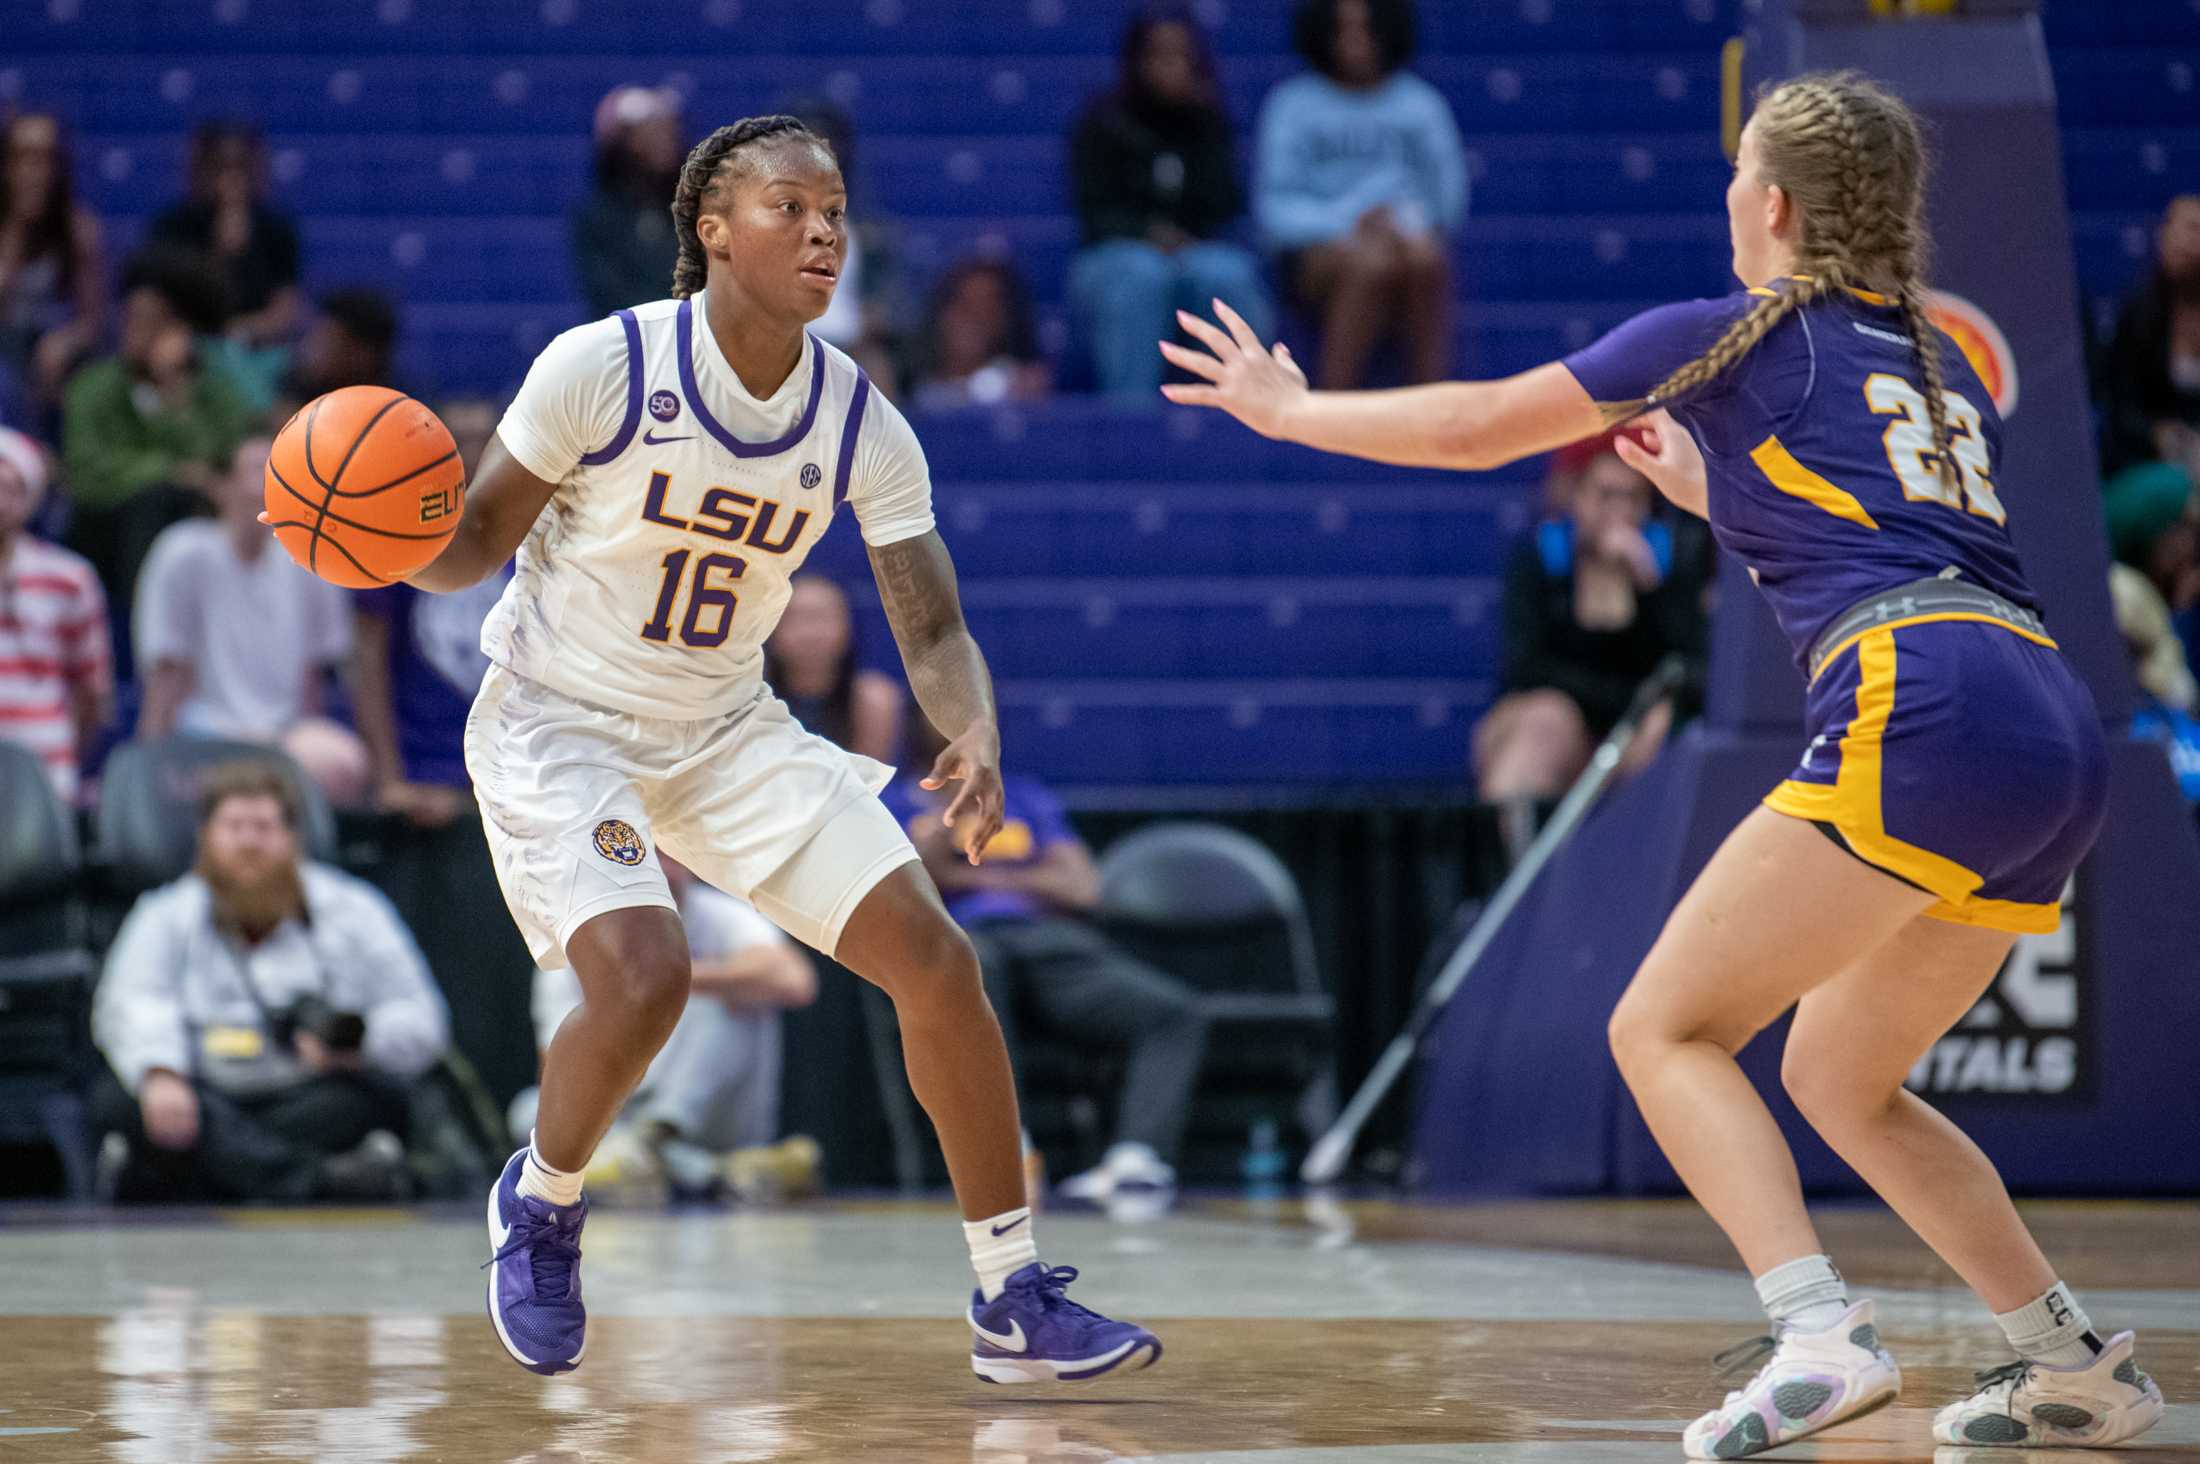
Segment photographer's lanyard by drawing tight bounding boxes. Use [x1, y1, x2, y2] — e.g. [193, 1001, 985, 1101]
[188, 910, 328, 1071]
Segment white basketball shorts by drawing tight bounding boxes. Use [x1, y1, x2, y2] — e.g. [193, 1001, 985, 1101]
[465, 664, 918, 965]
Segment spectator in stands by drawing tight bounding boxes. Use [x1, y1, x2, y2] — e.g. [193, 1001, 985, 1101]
[516, 856, 819, 1202]
[2098, 194, 2200, 477]
[276, 287, 401, 415]
[887, 718, 1210, 1206]
[134, 431, 371, 805]
[2113, 563, 2200, 810]
[784, 96, 913, 400]
[910, 257, 1052, 412]
[764, 574, 905, 764]
[1253, 0, 1465, 390]
[0, 425, 110, 802]
[353, 397, 505, 825]
[573, 86, 686, 318]
[91, 760, 450, 1203]
[1475, 442, 1706, 842]
[148, 122, 302, 355]
[0, 112, 107, 419]
[2104, 421, 2200, 638]
[61, 247, 256, 628]
[1068, 2, 1272, 404]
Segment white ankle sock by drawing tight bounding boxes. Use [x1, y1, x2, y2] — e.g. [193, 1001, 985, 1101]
[965, 1207, 1038, 1301]
[517, 1134, 584, 1208]
[1754, 1254, 1850, 1334]
[1996, 1282, 2103, 1369]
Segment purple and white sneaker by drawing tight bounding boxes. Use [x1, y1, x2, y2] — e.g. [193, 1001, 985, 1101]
[483, 1148, 588, 1375]
[1683, 1299, 1901, 1458]
[968, 1263, 1161, 1384]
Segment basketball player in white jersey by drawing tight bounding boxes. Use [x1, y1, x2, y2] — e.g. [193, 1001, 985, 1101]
[400, 116, 1158, 1383]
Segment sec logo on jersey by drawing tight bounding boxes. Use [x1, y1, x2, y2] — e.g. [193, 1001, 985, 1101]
[592, 819, 647, 865]
[1926, 290, 2019, 419]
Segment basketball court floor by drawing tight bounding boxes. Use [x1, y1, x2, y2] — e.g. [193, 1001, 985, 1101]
[1, 1197, 2192, 1461]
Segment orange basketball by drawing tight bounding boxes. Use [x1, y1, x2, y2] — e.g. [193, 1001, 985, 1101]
[264, 386, 465, 589]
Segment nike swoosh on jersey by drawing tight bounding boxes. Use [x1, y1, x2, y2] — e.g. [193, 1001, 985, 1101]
[642, 430, 696, 445]
[969, 1314, 1027, 1352]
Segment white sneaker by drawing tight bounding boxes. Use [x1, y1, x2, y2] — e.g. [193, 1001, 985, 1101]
[1932, 1331, 2164, 1447]
[1057, 1142, 1176, 1203]
[1683, 1300, 1902, 1459]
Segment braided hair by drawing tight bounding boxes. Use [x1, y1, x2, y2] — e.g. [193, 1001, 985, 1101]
[668, 115, 831, 299]
[1617, 74, 1952, 488]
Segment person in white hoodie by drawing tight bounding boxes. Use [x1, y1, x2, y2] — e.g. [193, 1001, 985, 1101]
[1253, 0, 1465, 390]
[91, 759, 450, 1202]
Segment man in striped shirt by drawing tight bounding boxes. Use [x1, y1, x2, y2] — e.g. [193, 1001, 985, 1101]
[0, 426, 112, 802]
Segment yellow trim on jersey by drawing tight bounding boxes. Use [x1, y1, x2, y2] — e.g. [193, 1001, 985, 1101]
[1764, 629, 1990, 900]
[1809, 612, 2060, 685]
[1784, 273, 1892, 306]
[1921, 893, 2063, 935]
[1746, 286, 1779, 299]
[1749, 435, 1881, 530]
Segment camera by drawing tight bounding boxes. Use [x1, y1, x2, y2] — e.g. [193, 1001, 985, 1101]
[273, 995, 366, 1054]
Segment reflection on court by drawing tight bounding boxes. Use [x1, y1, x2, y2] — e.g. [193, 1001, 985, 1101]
[0, 1199, 2192, 1462]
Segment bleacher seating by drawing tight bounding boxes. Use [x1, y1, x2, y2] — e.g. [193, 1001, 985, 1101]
[13, 0, 2199, 792]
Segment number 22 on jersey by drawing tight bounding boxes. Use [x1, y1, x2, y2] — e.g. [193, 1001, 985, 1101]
[1864, 373, 2005, 524]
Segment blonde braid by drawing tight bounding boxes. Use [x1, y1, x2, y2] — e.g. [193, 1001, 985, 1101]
[1602, 276, 1826, 423]
[1601, 73, 1933, 426]
[1897, 280, 1959, 489]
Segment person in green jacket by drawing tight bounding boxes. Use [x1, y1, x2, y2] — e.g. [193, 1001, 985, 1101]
[61, 246, 256, 652]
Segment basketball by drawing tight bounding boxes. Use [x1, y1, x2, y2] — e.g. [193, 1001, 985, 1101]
[264, 385, 465, 589]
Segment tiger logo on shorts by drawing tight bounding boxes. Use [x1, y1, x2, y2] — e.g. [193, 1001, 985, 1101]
[592, 819, 646, 866]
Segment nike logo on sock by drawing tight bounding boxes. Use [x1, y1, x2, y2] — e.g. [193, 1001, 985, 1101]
[642, 430, 695, 445]
[990, 1215, 1029, 1237]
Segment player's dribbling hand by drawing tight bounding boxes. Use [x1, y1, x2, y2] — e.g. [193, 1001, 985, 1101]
[1613, 408, 1708, 517]
[921, 723, 1005, 866]
[1158, 300, 1308, 439]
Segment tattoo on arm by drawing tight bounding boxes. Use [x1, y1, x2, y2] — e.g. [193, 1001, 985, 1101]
[869, 532, 996, 739]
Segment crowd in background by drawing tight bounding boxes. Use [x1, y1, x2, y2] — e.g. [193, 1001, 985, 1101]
[3, 0, 2197, 1206]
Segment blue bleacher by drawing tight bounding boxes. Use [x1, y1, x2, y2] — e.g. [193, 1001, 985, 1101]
[16, 0, 2198, 791]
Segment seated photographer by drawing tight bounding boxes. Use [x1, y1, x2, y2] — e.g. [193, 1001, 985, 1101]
[90, 761, 450, 1203]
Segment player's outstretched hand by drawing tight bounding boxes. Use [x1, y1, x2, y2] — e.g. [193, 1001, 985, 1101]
[1159, 299, 1309, 439]
[921, 722, 1006, 866]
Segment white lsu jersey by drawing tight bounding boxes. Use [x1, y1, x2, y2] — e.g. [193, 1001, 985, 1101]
[485, 290, 934, 719]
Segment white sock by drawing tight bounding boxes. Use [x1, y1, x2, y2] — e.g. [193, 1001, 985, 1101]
[965, 1207, 1038, 1301]
[1754, 1254, 1850, 1334]
[517, 1133, 584, 1208]
[1996, 1281, 2103, 1369]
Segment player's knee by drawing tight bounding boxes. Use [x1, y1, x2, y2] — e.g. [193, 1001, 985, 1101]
[878, 916, 985, 1019]
[575, 918, 692, 1040]
[1606, 995, 1656, 1075]
[620, 950, 694, 1042]
[1780, 1044, 1876, 1130]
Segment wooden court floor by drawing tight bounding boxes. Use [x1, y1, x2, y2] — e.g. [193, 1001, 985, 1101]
[0, 1197, 2192, 1462]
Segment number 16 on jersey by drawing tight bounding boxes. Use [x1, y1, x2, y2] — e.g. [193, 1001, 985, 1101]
[641, 550, 744, 648]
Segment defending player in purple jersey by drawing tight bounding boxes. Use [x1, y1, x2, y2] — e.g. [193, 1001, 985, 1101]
[1167, 70, 2160, 1458]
